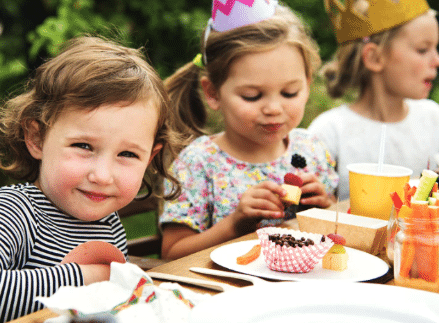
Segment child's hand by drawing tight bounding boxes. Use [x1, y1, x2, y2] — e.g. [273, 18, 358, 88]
[61, 241, 126, 285]
[61, 241, 126, 266]
[297, 173, 335, 208]
[231, 181, 286, 235]
[78, 264, 111, 285]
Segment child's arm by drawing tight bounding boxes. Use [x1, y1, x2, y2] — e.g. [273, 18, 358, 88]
[61, 241, 126, 285]
[162, 181, 286, 259]
[297, 172, 336, 208]
[0, 242, 113, 321]
[162, 222, 236, 260]
[0, 264, 83, 322]
[0, 215, 86, 320]
[0, 192, 121, 321]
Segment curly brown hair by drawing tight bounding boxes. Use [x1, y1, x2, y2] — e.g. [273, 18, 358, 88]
[0, 36, 181, 199]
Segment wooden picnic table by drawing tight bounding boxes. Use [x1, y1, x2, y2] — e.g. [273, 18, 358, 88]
[9, 200, 397, 322]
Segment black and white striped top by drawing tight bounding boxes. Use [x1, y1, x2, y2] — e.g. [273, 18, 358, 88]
[0, 183, 128, 322]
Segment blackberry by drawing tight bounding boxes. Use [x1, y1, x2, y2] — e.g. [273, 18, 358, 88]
[291, 154, 307, 168]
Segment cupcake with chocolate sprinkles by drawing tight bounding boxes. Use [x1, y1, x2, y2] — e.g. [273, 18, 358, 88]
[257, 227, 333, 273]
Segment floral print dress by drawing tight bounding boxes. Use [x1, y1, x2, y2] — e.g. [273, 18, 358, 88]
[160, 128, 339, 232]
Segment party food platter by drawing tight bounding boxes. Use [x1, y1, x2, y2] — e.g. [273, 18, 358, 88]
[210, 239, 389, 282]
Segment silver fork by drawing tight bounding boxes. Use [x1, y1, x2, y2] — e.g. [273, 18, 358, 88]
[190, 267, 271, 286]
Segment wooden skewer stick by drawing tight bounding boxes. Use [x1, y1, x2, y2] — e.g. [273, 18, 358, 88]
[335, 197, 339, 234]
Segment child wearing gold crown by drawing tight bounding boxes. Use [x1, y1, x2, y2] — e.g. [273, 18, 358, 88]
[309, 0, 439, 200]
[160, 0, 339, 259]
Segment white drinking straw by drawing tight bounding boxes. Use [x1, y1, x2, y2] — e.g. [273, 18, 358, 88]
[378, 124, 387, 173]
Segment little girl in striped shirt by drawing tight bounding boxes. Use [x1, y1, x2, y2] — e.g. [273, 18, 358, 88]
[0, 36, 180, 322]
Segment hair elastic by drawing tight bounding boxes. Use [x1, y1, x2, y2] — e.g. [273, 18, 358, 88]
[193, 53, 205, 68]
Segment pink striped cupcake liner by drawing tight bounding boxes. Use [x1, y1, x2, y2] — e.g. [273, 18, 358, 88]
[257, 227, 333, 273]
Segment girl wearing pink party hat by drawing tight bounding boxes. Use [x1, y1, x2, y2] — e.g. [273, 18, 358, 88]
[160, 0, 339, 259]
[309, 0, 439, 200]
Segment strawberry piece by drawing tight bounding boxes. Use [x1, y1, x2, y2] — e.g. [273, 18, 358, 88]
[283, 173, 303, 187]
[327, 233, 346, 246]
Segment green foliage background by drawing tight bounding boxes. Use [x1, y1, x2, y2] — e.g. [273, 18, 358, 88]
[1, 0, 439, 162]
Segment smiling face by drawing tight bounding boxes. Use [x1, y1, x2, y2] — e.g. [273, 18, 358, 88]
[26, 101, 161, 221]
[381, 13, 439, 100]
[206, 44, 310, 152]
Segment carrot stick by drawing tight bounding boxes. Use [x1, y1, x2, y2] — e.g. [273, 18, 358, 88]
[236, 244, 261, 265]
[414, 234, 439, 282]
[403, 183, 411, 207]
[429, 245, 439, 282]
[426, 207, 439, 282]
[415, 242, 435, 281]
[400, 240, 416, 278]
[403, 183, 417, 207]
[429, 206, 439, 232]
[411, 202, 429, 220]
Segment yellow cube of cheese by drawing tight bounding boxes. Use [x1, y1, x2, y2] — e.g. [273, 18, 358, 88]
[280, 184, 302, 205]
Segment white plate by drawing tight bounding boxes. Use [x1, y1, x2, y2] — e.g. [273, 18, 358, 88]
[189, 281, 439, 323]
[210, 240, 389, 282]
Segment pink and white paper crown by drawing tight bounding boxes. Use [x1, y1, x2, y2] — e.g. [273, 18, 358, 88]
[211, 0, 277, 32]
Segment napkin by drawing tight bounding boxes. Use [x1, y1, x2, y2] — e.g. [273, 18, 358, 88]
[36, 262, 211, 323]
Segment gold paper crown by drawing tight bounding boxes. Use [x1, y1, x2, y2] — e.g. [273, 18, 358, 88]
[325, 0, 431, 44]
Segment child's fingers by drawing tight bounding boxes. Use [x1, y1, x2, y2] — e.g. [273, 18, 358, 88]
[300, 181, 326, 197]
[300, 194, 332, 208]
[238, 184, 287, 219]
[254, 180, 287, 196]
[249, 182, 286, 210]
[240, 193, 284, 215]
[296, 174, 331, 207]
[297, 173, 325, 195]
[242, 206, 284, 219]
[299, 181, 331, 207]
[251, 197, 285, 213]
[298, 172, 318, 187]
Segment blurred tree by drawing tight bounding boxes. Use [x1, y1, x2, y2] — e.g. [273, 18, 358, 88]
[1, 0, 437, 95]
[0, 0, 438, 156]
[0, 0, 210, 98]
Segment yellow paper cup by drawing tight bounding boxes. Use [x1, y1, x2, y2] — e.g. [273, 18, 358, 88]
[347, 163, 413, 220]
